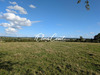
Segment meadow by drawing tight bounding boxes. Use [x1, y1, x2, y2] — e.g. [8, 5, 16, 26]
[0, 42, 100, 75]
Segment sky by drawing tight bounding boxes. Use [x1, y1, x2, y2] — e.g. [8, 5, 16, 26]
[0, 0, 100, 38]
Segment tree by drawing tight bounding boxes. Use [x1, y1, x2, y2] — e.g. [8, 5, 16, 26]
[94, 33, 100, 40]
[80, 36, 84, 42]
[77, 0, 90, 10]
[94, 33, 100, 43]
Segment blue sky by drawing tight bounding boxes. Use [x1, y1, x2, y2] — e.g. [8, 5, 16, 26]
[0, 0, 100, 38]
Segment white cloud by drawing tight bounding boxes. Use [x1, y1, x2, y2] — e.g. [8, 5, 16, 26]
[9, 1, 17, 5]
[0, 23, 13, 27]
[32, 21, 41, 23]
[7, 5, 27, 14]
[6, 9, 17, 14]
[1, 13, 31, 26]
[12, 26, 22, 29]
[0, 13, 40, 34]
[90, 32, 95, 34]
[0, 13, 32, 33]
[29, 4, 36, 8]
[0, 3, 40, 34]
[5, 27, 17, 33]
[0, 12, 3, 18]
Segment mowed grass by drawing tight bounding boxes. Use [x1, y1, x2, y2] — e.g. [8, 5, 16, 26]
[0, 42, 100, 75]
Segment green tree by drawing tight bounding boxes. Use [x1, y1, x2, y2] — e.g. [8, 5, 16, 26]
[80, 36, 84, 42]
[94, 33, 100, 43]
[94, 33, 100, 40]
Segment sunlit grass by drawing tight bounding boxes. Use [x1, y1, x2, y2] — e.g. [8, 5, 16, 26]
[0, 42, 100, 75]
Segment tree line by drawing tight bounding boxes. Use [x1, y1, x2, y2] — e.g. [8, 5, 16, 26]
[0, 33, 100, 43]
[65, 33, 100, 43]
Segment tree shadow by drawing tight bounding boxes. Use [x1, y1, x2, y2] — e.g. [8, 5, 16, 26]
[0, 61, 19, 71]
[0, 52, 19, 71]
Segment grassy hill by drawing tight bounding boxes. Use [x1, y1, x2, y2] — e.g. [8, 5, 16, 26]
[0, 42, 100, 75]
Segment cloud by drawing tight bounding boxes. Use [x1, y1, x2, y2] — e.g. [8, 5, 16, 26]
[1, 13, 31, 25]
[0, 12, 3, 17]
[2, 13, 31, 26]
[5, 27, 17, 34]
[0, 23, 12, 27]
[0, 13, 40, 34]
[90, 32, 95, 34]
[7, 5, 27, 14]
[9, 1, 17, 5]
[32, 21, 41, 23]
[29, 4, 36, 8]
[0, 3, 40, 34]
[6, 9, 17, 14]
[0, 13, 32, 33]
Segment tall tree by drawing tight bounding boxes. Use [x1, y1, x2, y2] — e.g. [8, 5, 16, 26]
[80, 36, 84, 42]
[94, 33, 100, 43]
[94, 33, 100, 40]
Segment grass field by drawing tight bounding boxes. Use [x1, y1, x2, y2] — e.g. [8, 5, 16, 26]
[0, 42, 100, 75]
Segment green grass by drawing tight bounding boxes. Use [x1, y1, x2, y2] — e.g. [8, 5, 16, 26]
[0, 42, 100, 75]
